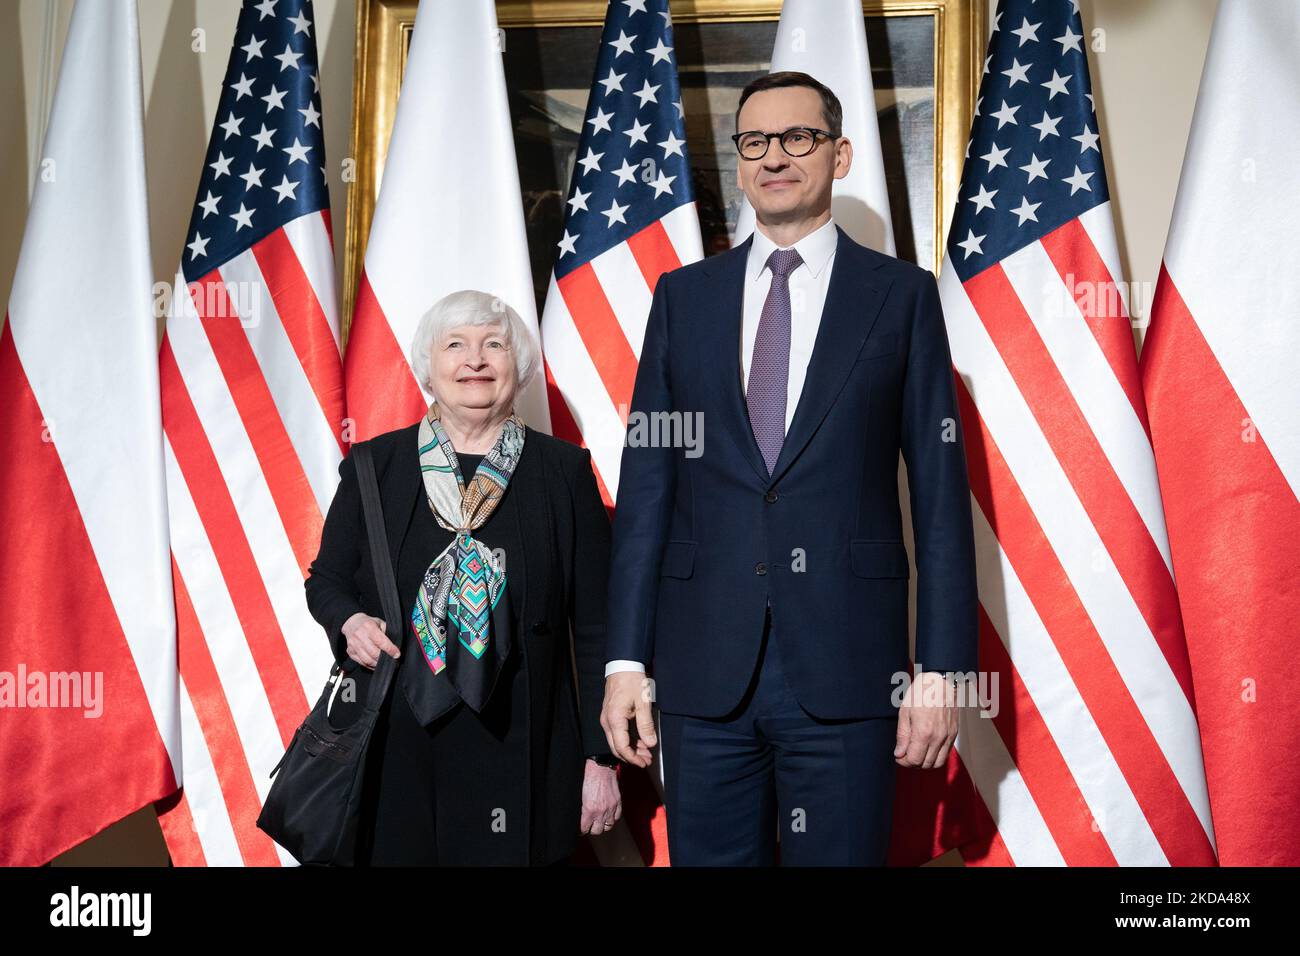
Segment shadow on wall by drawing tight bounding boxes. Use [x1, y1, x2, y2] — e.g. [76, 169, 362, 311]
[0, 0, 28, 327]
[144, 0, 209, 339]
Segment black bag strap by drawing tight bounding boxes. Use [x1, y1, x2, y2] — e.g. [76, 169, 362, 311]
[352, 442, 401, 713]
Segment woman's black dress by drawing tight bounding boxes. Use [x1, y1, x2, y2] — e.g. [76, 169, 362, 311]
[338, 452, 534, 866]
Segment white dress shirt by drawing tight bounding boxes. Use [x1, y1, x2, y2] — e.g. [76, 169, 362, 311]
[605, 217, 841, 678]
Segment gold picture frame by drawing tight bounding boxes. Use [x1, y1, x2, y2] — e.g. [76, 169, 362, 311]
[343, 0, 986, 344]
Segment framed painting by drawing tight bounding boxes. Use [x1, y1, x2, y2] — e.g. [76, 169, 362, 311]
[344, 0, 985, 339]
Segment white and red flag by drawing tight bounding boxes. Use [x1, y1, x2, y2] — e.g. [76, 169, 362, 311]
[1139, 0, 1300, 866]
[0, 0, 179, 865]
[154, 0, 346, 865]
[898, 0, 1217, 866]
[734, 0, 896, 255]
[344, 0, 546, 439]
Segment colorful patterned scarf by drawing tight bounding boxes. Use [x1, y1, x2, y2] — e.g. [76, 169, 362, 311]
[401, 401, 525, 724]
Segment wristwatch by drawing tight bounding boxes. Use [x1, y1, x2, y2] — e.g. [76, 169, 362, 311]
[587, 753, 620, 768]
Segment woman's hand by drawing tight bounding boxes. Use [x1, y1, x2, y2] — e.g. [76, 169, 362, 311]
[579, 760, 621, 837]
[342, 611, 401, 669]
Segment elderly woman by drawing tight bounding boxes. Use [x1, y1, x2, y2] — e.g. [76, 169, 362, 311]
[305, 289, 621, 865]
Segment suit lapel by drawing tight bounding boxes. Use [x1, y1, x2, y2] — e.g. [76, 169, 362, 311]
[702, 233, 770, 483]
[768, 226, 892, 482]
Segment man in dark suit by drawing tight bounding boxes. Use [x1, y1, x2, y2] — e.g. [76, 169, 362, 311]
[599, 72, 979, 865]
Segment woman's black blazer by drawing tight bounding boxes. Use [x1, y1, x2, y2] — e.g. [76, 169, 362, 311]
[303, 422, 613, 862]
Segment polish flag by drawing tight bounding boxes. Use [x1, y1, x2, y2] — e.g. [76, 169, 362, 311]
[1139, 0, 1300, 866]
[344, 0, 547, 439]
[0, 0, 179, 865]
[734, 0, 896, 255]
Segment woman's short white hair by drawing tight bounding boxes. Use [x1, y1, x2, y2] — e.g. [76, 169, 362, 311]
[409, 289, 540, 398]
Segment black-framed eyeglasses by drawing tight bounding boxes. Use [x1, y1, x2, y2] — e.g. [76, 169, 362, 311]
[731, 127, 837, 160]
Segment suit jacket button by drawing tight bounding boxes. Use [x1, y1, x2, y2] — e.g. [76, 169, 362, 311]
[755, 562, 768, 576]
[764, 490, 778, 503]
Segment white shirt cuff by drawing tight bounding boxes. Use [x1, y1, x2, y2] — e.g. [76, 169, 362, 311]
[604, 659, 645, 677]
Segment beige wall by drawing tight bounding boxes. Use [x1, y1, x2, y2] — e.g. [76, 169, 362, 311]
[2, 0, 1216, 864]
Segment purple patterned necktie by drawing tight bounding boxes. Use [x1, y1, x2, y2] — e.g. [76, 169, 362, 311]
[746, 247, 803, 474]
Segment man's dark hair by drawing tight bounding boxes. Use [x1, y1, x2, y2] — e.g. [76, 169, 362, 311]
[735, 71, 843, 138]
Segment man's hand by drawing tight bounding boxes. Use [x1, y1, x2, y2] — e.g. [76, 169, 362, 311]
[341, 611, 400, 670]
[895, 670, 963, 768]
[600, 672, 656, 768]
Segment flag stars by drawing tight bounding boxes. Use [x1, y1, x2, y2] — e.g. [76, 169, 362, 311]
[602, 198, 630, 226]
[1073, 126, 1100, 153]
[274, 43, 303, 71]
[1055, 24, 1083, 54]
[1010, 195, 1041, 226]
[262, 85, 287, 111]
[588, 107, 614, 134]
[1041, 70, 1071, 99]
[990, 100, 1020, 128]
[1063, 165, 1094, 195]
[658, 129, 686, 158]
[299, 102, 321, 128]
[218, 112, 243, 139]
[230, 203, 255, 231]
[187, 233, 210, 260]
[197, 190, 220, 218]
[557, 230, 578, 257]
[1011, 17, 1041, 46]
[1020, 153, 1050, 182]
[1032, 110, 1062, 140]
[272, 175, 299, 204]
[622, 0, 647, 14]
[210, 152, 233, 179]
[634, 79, 661, 108]
[646, 37, 673, 65]
[253, 0, 277, 19]
[623, 118, 651, 146]
[968, 183, 997, 213]
[649, 170, 676, 198]
[239, 162, 265, 189]
[289, 9, 312, 36]
[282, 137, 312, 165]
[567, 186, 591, 213]
[252, 123, 276, 150]
[608, 30, 636, 57]
[980, 141, 1010, 171]
[612, 158, 638, 187]
[598, 67, 626, 96]
[241, 35, 265, 61]
[577, 147, 603, 175]
[1001, 58, 1031, 87]
[231, 73, 255, 99]
[956, 229, 985, 259]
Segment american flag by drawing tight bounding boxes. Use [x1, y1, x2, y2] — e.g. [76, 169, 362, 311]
[931, 0, 1216, 865]
[540, 0, 703, 507]
[154, 0, 345, 865]
[538, 0, 701, 867]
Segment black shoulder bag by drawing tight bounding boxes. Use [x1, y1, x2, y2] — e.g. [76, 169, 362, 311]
[255, 442, 401, 865]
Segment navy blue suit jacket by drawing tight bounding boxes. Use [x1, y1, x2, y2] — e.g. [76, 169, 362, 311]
[605, 225, 979, 719]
